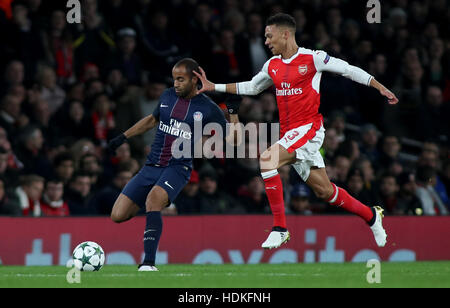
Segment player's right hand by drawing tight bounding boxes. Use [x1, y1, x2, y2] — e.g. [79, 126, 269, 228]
[194, 67, 215, 94]
[108, 133, 127, 153]
[380, 88, 399, 105]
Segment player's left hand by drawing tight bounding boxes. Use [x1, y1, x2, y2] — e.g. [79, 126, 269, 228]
[108, 133, 127, 153]
[380, 88, 399, 105]
[194, 67, 215, 94]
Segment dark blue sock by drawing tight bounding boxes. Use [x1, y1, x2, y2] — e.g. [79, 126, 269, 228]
[143, 211, 162, 265]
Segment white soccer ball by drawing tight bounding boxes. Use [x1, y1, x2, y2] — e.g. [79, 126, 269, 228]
[72, 241, 105, 271]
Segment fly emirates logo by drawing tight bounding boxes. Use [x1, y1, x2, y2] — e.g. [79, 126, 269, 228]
[159, 119, 192, 139]
[276, 82, 303, 97]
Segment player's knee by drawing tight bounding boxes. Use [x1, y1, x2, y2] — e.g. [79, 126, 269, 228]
[312, 185, 334, 201]
[110, 212, 122, 223]
[110, 210, 125, 223]
[259, 150, 277, 171]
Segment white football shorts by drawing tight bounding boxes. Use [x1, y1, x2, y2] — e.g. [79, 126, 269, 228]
[276, 122, 325, 182]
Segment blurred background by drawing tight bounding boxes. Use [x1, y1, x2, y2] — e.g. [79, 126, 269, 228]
[0, 0, 449, 218]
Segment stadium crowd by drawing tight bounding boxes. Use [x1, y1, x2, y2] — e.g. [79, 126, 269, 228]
[0, 0, 449, 217]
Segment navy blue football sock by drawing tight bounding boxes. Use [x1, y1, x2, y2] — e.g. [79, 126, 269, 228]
[143, 211, 163, 266]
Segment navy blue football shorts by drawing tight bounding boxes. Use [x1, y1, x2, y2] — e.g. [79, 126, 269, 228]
[121, 164, 192, 208]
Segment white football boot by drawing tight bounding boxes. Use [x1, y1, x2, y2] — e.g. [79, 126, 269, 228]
[261, 230, 290, 249]
[138, 265, 159, 272]
[370, 206, 387, 247]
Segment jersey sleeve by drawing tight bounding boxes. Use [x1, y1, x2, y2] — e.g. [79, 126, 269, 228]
[152, 103, 160, 119]
[151, 89, 170, 119]
[313, 50, 373, 86]
[236, 59, 273, 95]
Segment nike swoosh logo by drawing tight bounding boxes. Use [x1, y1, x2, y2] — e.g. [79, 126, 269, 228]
[266, 186, 277, 190]
[161, 104, 169, 107]
[164, 181, 174, 190]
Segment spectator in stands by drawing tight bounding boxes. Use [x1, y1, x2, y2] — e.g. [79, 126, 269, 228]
[237, 175, 269, 213]
[396, 172, 424, 215]
[55, 99, 95, 144]
[92, 168, 132, 215]
[378, 135, 409, 177]
[79, 152, 103, 190]
[174, 170, 201, 214]
[107, 27, 142, 86]
[198, 169, 240, 214]
[415, 165, 449, 215]
[376, 173, 400, 214]
[1, 1, 45, 85]
[245, 12, 270, 75]
[359, 123, 381, 168]
[345, 167, 375, 206]
[72, 0, 115, 76]
[0, 60, 25, 97]
[15, 125, 52, 178]
[321, 127, 340, 163]
[335, 138, 360, 165]
[91, 93, 116, 147]
[416, 86, 449, 142]
[52, 151, 75, 185]
[14, 174, 44, 216]
[327, 111, 346, 143]
[40, 177, 70, 216]
[0, 145, 19, 187]
[141, 10, 186, 77]
[187, 2, 216, 68]
[41, 9, 75, 86]
[210, 29, 244, 83]
[34, 65, 66, 115]
[332, 155, 351, 187]
[0, 94, 28, 139]
[0, 177, 21, 216]
[353, 157, 377, 194]
[288, 183, 313, 215]
[65, 171, 96, 215]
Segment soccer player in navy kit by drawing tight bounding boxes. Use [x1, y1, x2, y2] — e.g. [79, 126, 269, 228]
[108, 58, 242, 271]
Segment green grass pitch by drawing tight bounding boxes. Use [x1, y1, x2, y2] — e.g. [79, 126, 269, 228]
[1, 262, 450, 288]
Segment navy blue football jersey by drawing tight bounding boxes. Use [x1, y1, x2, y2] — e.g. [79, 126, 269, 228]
[147, 88, 228, 168]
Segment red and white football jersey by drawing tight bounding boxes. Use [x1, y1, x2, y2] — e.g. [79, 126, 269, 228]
[236, 47, 373, 137]
[265, 48, 325, 136]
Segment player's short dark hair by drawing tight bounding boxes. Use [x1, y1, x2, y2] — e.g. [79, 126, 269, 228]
[173, 58, 200, 79]
[266, 13, 296, 31]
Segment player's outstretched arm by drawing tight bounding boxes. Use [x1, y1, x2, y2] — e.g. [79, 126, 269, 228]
[369, 78, 399, 105]
[314, 51, 399, 105]
[124, 114, 158, 139]
[108, 115, 158, 153]
[194, 67, 238, 95]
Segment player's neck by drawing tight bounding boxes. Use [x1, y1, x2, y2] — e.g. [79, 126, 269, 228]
[281, 42, 299, 60]
[182, 89, 197, 100]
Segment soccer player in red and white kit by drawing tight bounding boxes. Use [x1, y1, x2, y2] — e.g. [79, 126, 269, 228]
[195, 13, 398, 249]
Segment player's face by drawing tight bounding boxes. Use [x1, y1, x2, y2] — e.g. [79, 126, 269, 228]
[265, 25, 287, 55]
[172, 66, 196, 98]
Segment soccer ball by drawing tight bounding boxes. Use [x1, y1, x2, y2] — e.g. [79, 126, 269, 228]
[72, 241, 105, 271]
